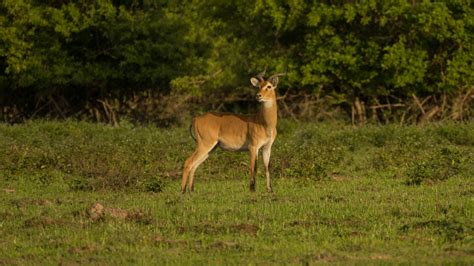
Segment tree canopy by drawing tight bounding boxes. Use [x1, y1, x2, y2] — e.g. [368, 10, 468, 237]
[1, 0, 472, 123]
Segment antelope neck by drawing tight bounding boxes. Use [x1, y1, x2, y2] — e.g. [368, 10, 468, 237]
[259, 98, 277, 129]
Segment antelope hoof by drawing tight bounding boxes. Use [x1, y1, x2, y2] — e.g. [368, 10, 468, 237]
[249, 183, 256, 192]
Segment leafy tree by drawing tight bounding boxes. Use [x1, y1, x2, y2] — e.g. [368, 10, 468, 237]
[0, 0, 209, 117]
[0, 0, 472, 122]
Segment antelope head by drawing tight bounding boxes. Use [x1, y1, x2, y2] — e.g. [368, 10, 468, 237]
[251, 68, 286, 103]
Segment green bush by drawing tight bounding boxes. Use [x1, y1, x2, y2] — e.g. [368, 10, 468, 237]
[1, 1, 473, 122]
[143, 176, 165, 193]
[436, 124, 474, 146]
[405, 147, 463, 185]
[68, 176, 93, 191]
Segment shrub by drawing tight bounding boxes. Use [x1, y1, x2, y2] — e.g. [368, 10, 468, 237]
[405, 147, 463, 185]
[143, 176, 165, 193]
[436, 124, 474, 146]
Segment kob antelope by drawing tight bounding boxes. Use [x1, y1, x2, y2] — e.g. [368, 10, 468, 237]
[181, 69, 285, 193]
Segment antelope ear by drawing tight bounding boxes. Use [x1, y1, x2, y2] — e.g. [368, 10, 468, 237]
[268, 76, 279, 87]
[250, 77, 259, 87]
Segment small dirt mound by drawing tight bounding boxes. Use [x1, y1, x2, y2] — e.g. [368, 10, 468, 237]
[85, 203, 153, 224]
[210, 241, 240, 249]
[24, 216, 65, 228]
[232, 223, 259, 236]
[86, 203, 105, 221]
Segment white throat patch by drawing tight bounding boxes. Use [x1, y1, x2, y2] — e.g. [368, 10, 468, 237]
[263, 101, 273, 108]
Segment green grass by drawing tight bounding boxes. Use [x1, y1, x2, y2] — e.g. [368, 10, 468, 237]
[0, 120, 473, 264]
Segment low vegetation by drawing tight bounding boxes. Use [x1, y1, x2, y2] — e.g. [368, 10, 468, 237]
[0, 120, 473, 264]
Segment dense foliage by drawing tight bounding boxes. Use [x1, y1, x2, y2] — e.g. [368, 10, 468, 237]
[0, 0, 472, 123]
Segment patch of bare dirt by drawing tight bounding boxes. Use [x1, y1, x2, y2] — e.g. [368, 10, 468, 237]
[349, 231, 365, 237]
[86, 203, 105, 221]
[24, 216, 65, 228]
[320, 194, 345, 202]
[177, 223, 259, 236]
[68, 244, 101, 255]
[106, 208, 129, 219]
[369, 254, 392, 260]
[0, 258, 18, 265]
[299, 252, 338, 264]
[330, 174, 358, 181]
[85, 203, 153, 224]
[232, 223, 259, 236]
[287, 220, 313, 227]
[10, 198, 56, 208]
[210, 241, 240, 249]
[288, 217, 363, 229]
[153, 236, 188, 247]
[31, 199, 54, 206]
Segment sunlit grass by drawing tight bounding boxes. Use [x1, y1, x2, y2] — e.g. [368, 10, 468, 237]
[0, 120, 472, 264]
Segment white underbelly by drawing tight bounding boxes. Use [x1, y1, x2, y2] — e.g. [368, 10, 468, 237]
[218, 140, 249, 151]
[217, 137, 273, 152]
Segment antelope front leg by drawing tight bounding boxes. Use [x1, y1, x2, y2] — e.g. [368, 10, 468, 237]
[262, 143, 273, 192]
[249, 147, 258, 192]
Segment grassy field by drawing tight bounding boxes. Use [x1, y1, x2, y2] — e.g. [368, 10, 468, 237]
[0, 120, 473, 264]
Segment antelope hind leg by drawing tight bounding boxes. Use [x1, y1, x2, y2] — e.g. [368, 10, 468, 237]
[188, 153, 209, 192]
[181, 151, 198, 193]
[182, 142, 217, 193]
